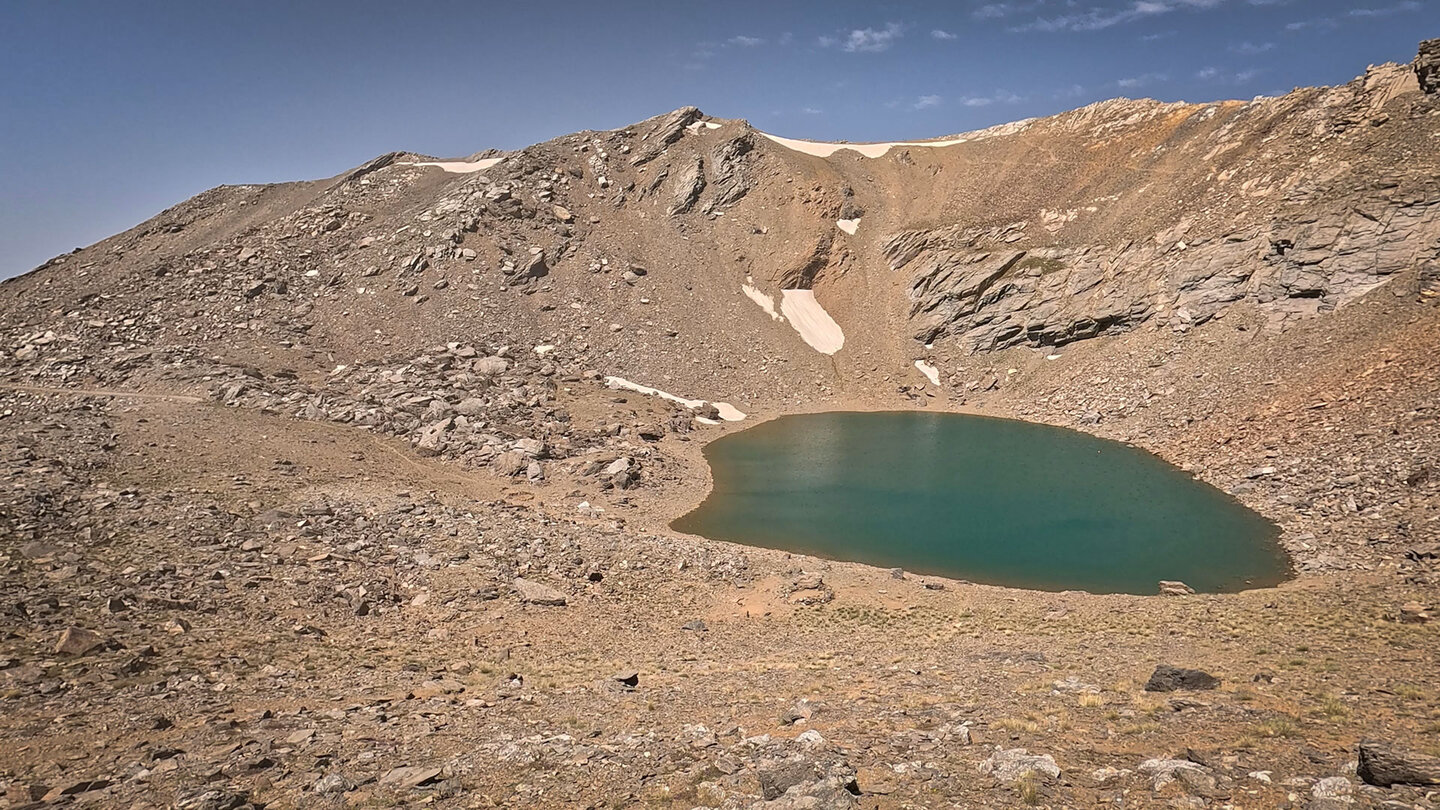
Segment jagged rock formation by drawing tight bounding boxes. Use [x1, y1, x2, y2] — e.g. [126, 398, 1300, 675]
[1416, 38, 1440, 95]
[884, 59, 1437, 351]
[892, 190, 1440, 349]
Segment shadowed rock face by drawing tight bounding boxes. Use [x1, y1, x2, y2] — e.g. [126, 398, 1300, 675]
[1417, 39, 1440, 95]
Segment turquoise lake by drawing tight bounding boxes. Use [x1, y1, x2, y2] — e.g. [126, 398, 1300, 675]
[673, 411, 1290, 595]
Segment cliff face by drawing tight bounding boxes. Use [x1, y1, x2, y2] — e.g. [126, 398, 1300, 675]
[890, 188, 1440, 350]
[872, 62, 1437, 352]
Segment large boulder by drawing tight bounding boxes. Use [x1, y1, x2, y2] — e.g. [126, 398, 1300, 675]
[1416, 38, 1440, 95]
[1358, 740, 1440, 787]
[1144, 664, 1220, 692]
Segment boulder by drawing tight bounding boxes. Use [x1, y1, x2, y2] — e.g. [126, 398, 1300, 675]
[519, 252, 549, 282]
[1144, 664, 1220, 692]
[1357, 740, 1440, 787]
[512, 437, 546, 458]
[473, 356, 509, 376]
[979, 747, 1061, 784]
[1139, 758, 1209, 791]
[1398, 601, 1431, 624]
[413, 418, 452, 456]
[756, 757, 820, 800]
[492, 450, 528, 477]
[455, 398, 486, 416]
[1159, 580, 1196, 596]
[513, 577, 567, 606]
[1309, 775, 1354, 810]
[379, 765, 442, 790]
[54, 627, 107, 656]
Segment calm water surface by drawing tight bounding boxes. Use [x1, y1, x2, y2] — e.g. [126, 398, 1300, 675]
[673, 412, 1290, 594]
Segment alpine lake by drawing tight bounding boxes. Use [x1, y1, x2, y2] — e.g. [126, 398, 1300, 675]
[673, 411, 1291, 595]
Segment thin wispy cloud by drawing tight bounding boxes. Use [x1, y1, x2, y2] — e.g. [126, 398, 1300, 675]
[1285, 16, 1338, 30]
[1013, 0, 1227, 33]
[931, 29, 958, 40]
[958, 89, 1026, 106]
[1348, 0, 1420, 15]
[728, 35, 765, 47]
[974, 1, 1047, 19]
[1287, 0, 1419, 31]
[1230, 40, 1274, 55]
[914, 94, 943, 109]
[825, 23, 904, 53]
[1116, 72, 1168, 89]
[1196, 66, 1264, 83]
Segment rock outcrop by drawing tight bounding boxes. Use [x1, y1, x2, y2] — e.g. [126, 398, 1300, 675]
[1416, 38, 1440, 95]
[892, 192, 1440, 350]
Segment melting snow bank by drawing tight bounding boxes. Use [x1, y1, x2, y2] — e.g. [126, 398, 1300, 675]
[836, 218, 861, 235]
[915, 360, 941, 386]
[403, 157, 504, 174]
[758, 119, 1035, 160]
[742, 282, 783, 321]
[604, 377, 746, 422]
[780, 290, 845, 355]
[759, 132, 969, 159]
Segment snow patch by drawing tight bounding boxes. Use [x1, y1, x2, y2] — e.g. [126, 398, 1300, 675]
[780, 290, 845, 355]
[836, 218, 861, 235]
[742, 283, 783, 321]
[915, 360, 941, 386]
[759, 132, 969, 159]
[404, 157, 504, 174]
[604, 376, 746, 422]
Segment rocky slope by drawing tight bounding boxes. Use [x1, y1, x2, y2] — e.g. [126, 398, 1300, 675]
[0, 42, 1438, 810]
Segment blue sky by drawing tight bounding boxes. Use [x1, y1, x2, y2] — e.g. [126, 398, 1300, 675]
[1, 0, 1433, 278]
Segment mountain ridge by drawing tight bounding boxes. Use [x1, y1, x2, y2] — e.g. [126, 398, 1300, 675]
[1, 41, 1438, 810]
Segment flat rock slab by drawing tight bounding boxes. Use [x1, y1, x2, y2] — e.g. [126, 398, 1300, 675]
[379, 765, 442, 790]
[513, 577, 567, 606]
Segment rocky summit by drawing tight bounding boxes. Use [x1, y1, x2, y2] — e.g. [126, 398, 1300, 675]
[1, 43, 1439, 810]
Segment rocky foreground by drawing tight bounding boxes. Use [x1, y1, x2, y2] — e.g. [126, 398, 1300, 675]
[2, 42, 1440, 810]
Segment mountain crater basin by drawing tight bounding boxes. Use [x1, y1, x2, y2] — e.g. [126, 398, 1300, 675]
[673, 411, 1291, 595]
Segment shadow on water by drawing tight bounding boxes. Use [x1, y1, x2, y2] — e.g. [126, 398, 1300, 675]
[672, 411, 1292, 595]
